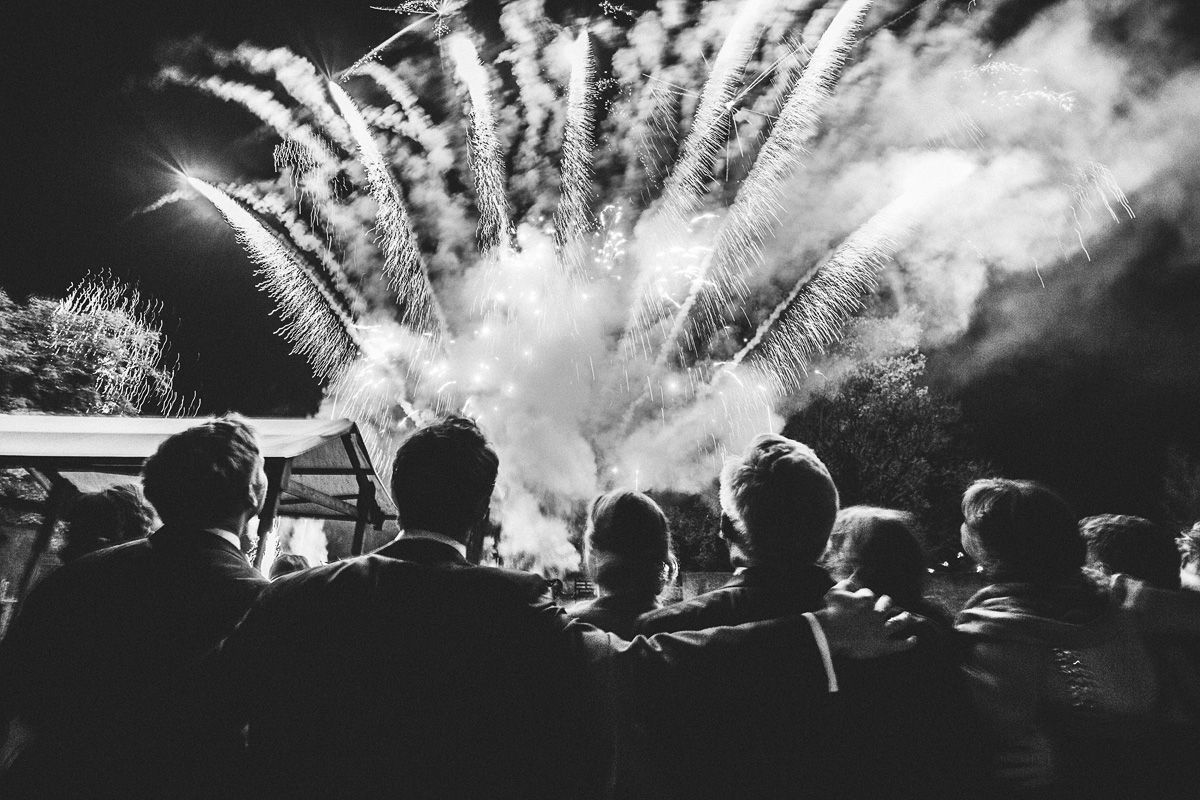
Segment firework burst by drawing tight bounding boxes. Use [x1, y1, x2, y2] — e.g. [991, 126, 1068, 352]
[158, 0, 1135, 572]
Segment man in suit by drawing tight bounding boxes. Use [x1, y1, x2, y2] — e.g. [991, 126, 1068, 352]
[218, 417, 913, 799]
[635, 433, 839, 635]
[0, 416, 270, 798]
[631, 433, 846, 798]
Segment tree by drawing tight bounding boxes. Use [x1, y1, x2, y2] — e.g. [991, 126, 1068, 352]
[783, 351, 991, 556]
[0, 279, 184, 592]
[0, 279, 179, 416]
[650, 488, 729, 572]
[1162, 444, 1200, 528]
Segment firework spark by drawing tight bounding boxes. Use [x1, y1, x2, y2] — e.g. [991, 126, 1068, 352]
[553, 30, 597, 275]
[187, 177, 363, 382]
[447, 32, 517, 255]
[328, 81, 447, 341]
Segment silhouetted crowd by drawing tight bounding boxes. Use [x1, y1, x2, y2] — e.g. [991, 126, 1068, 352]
[1, 415, 1199, 799]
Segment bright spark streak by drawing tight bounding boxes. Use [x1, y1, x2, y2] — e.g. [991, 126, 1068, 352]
[447, 32, 516, 254]
[328, 81, 447, 340]
[187, 176, 363, 382]
[660, 0, 874, 365]
[553, 30, 597, 275]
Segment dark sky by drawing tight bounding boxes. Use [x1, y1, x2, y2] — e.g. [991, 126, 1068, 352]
[3, 0, 1199, 519]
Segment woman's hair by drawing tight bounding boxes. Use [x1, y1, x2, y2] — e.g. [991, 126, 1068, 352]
[62, 483, 156, 562]
[585, 490, 677, 599]
[269, 553, 311, 580]
[961, 478, 1083, 584]
[822, 506, 927, 608]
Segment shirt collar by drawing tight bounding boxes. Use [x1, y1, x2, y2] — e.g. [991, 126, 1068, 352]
[200, 527, 243, 552]
[392, 528, 467, 559]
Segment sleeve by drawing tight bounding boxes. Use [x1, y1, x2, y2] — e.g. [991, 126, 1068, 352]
[960, 639, 1055, 793]
[558, 615, 831, 719]
[1110, 574, 1200, 636]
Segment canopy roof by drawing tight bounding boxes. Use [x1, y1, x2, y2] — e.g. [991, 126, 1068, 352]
[0, 414, 395, 524]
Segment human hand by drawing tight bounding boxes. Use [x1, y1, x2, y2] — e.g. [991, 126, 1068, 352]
[813, 580, 918, 659]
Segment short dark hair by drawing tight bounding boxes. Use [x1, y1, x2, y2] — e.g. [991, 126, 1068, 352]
[585, 490, 677, 598]
[823, 506, 926, 608]
[962, 478, 1082, 584]
[391, 416, 498, 541]
[719, 434, 838, 563]
[1079, 514, 1180, 590]
[142, 416, 263, 526]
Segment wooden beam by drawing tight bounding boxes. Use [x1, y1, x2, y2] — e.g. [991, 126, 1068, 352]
[281, 479, 358, 518]
[252, 460, 289, 571]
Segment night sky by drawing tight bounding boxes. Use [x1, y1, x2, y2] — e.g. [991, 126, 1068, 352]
[4, 0, 1200, 519]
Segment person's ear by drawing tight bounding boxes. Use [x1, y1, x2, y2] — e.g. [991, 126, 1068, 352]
[719, 513, 737, 542]
[248, 460, 268, 513]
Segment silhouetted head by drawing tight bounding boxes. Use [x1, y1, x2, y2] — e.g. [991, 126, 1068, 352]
[1179, 523, 1200, 592]
[823, 506, 927, 608]
[269, 553, 311, 580]
[391, 415, 498, 544]
[61, 483, 155, 563]
[961, 478, 1082, 584]
[585, 490, 677, 600]
[1079, 514, 1180, 590]
[719, 434, 839, 567]
[141, 416, 266, 530]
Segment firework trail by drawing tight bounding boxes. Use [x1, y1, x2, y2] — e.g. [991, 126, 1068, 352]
[447, 33, 517, 254]
[222, 183, 364, 319]
[154, 67, 339, 174]
[124, 189, 191, 221]
[499, 1, 556, 208]
[216, 44, 354, 150]
[553, 30, 597, 274]
[328, 81, 447, 340]
[188, 177, 364, 382]
[340, 12, 436, 80]
[359, 62, 448, 162]
[655, 0, 769, 227]
[657, 0, 873, 366]
[726, 193, 920, 390]
[623, 0, 769, 341]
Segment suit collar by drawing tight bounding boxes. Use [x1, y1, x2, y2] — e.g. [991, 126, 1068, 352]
[375, 535, 470, 567]
[725, 563, 833, 593]
[149, 524, 248, 561]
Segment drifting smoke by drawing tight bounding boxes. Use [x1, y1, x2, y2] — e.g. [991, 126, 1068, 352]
[153, 0, 1189, 574]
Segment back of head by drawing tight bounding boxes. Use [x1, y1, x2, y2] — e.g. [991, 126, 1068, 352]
[1079, 514, 1180, 590]
[141, 416, 264, 528]
[269, 553, 311, 580]
[719, 434, 839, 564]
[391, 415, 498, 542]
[585, 490, 676, 598]
[61, 484, 156, 562]
[824, 506, 926, 608]
[961, 478, 1083, 584]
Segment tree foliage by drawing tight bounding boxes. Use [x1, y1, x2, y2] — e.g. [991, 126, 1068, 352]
[0, 283, 179, 416]
[783, 351, 991, 554]
[0, 281, 183, 530]
[1162, 444, 1200, 528]
[650, 489, 729, 572]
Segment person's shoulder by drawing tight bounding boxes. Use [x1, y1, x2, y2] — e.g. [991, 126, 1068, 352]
[634, 587, 734, 633]
[457, 564, 552, 603]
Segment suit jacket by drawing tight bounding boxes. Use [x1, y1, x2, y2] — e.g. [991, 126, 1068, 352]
[633, 563, 834, 635]
[628, 563, 839, 800]
[217, 538, 834, 799]
[0, 525, 268, 799]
